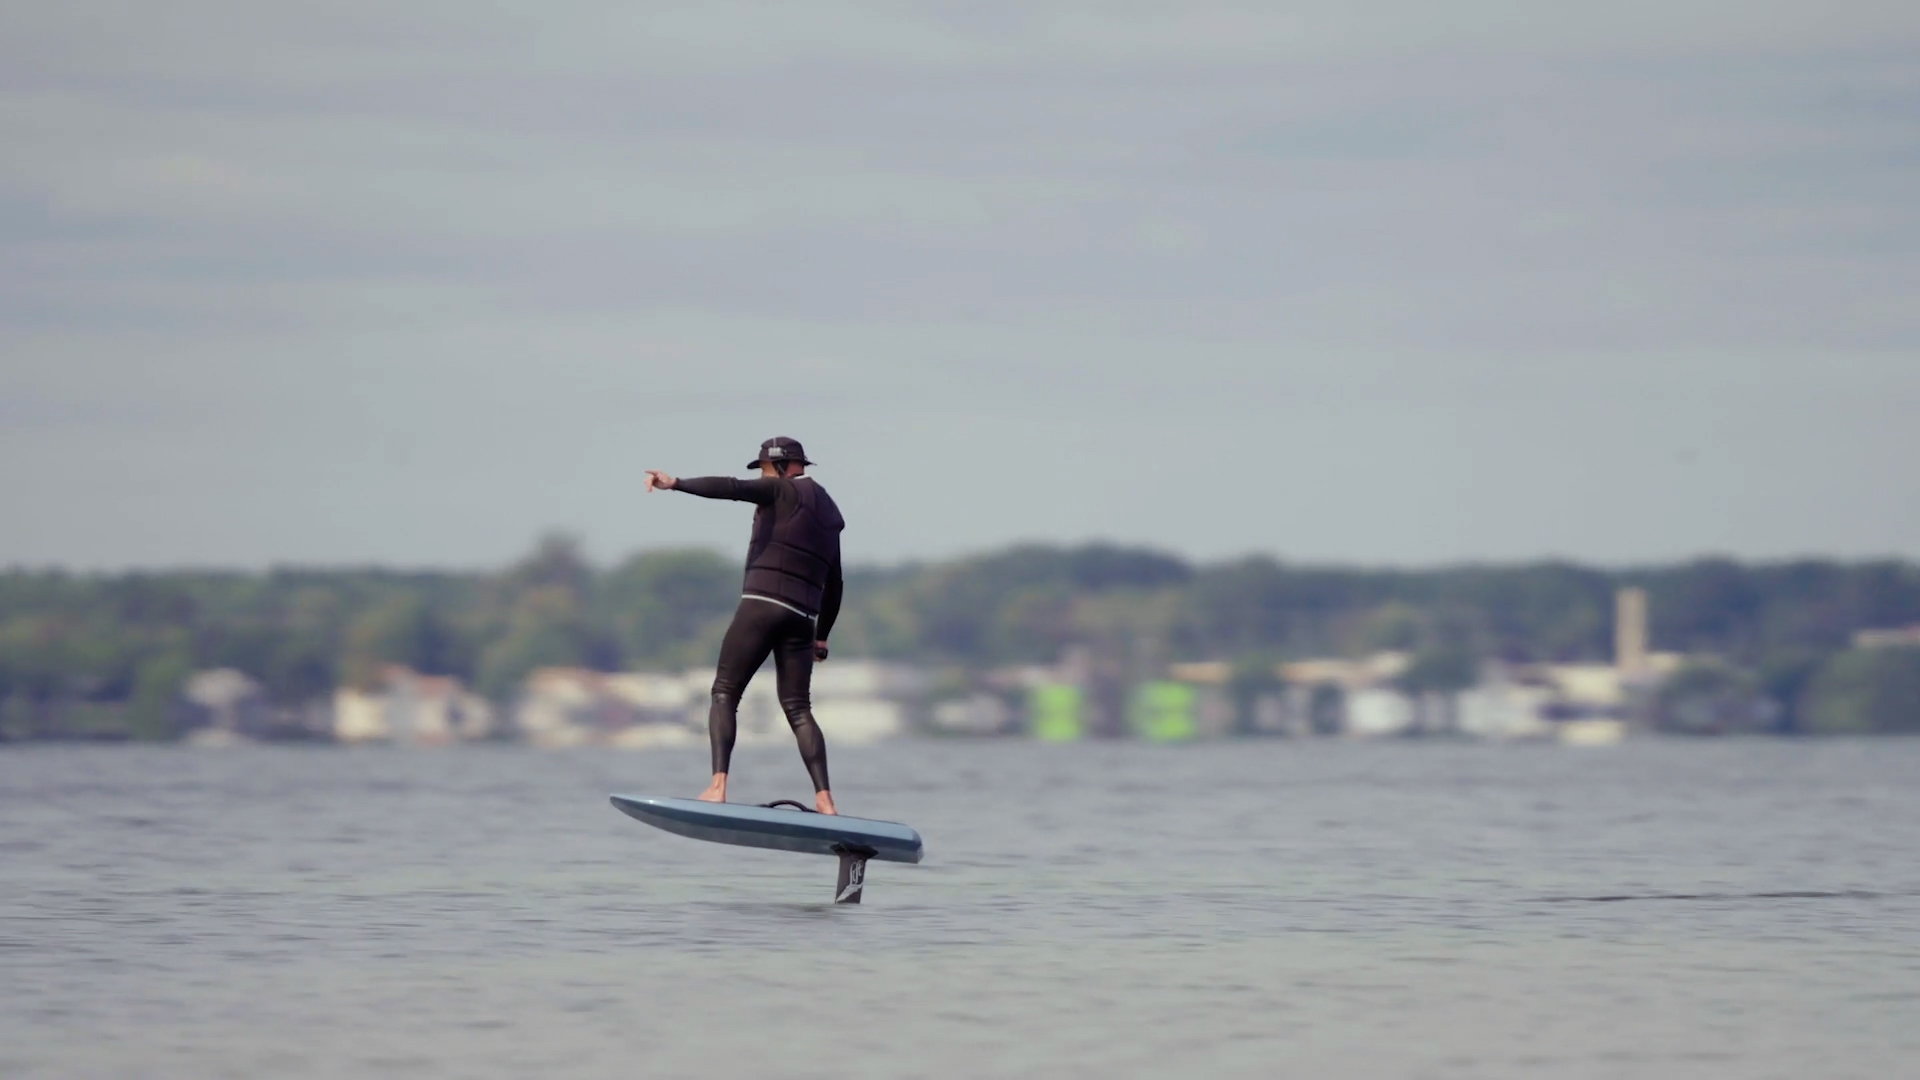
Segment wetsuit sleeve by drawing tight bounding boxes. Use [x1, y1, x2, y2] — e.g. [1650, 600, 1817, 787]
[816, 556, 844, 641]
[671, 476, 780, 504]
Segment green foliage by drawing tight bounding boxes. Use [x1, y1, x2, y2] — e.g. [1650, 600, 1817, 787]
[3, 543, 1919, 741]
[1398, 642, 1480, 695]
[341, 596, 453, 688]
[476, 588, 609, 701]
[1641, 559, 1920, 654]
[505, 533, 595, 597]
[887, 544, 1189, 663]
[598, 549, 738, 668]
[1801, 648, 1920, 735]
[1754, 648, 1829, 733]
[128, 651, 193, 740]
[1656, 659, 1767, 735]
[1358, 603, 1424, 653]
[1180, 559, 1618, 663]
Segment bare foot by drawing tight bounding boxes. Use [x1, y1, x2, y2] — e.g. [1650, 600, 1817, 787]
[814, 790, 838, 815]
[697, 774, 727, 803]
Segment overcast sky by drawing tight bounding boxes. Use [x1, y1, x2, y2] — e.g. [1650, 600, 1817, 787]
[2, 2, 1916, 571]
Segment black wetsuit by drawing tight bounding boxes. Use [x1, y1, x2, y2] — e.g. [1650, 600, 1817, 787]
[671, 475, 845, 791]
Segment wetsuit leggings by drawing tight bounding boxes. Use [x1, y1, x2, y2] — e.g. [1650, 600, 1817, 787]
[708, 597, 830, 792]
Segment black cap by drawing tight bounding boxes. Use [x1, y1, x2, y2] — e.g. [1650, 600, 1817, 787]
[747, 436, 814, 471]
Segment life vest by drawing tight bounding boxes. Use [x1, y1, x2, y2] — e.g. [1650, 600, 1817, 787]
[742, 477, 844, 615]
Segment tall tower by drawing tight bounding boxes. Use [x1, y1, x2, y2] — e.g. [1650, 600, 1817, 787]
[1615, 587, 1649, 678]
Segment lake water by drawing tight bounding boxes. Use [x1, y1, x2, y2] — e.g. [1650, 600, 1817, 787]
[4, 739, 1919, 1079]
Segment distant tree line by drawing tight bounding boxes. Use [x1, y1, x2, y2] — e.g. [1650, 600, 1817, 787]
[3, 538, 1918, 739]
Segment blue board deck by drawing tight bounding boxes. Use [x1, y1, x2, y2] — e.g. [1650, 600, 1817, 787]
[609, 795, 924, 864]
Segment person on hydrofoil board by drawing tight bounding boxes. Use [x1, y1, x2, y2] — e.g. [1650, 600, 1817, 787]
[643, 437, 844, 815]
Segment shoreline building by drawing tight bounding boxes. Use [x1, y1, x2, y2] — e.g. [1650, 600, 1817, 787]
[1264, 587, 1684, 742]
[511, 661, 923, 748]
[333, 666, 496, 745]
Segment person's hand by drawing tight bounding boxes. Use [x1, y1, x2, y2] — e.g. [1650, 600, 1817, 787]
[643, 470, 676, 492]
[814, 640, 830, 662]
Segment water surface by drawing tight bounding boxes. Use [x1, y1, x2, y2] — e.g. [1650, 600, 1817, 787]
[4, 740, 1918, 1078]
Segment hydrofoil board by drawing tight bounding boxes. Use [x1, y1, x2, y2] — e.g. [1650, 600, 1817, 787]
[608, 795, 923, 864]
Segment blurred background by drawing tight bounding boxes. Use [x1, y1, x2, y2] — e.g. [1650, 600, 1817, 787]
[5, 4, 1920, 1077]
[3, 1, 1916, 750]
[5, 539, 1920, 747]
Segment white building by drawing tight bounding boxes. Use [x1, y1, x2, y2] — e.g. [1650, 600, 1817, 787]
[515, 668, 615, 748]
[1455, 681, 1555, 740]
[1275, 652, 1415, 737]
[810, 660, 923, 744]
[1345, 688, 1417, 738]
[505, 659, 929, 748]
[182, 669, 269, 738]
[929, 693, 1015, 736]
[333, 688, 387, 743]
[333, 667, 494, 745]
[1855, 625, 1920, 648]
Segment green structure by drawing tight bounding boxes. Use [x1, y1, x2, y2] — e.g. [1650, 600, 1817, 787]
[1028, 683, 1084, 742]
[1129, 680, 1199, 742]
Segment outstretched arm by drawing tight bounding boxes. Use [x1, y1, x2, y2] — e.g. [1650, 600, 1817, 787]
[645, 473, 780, 505]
